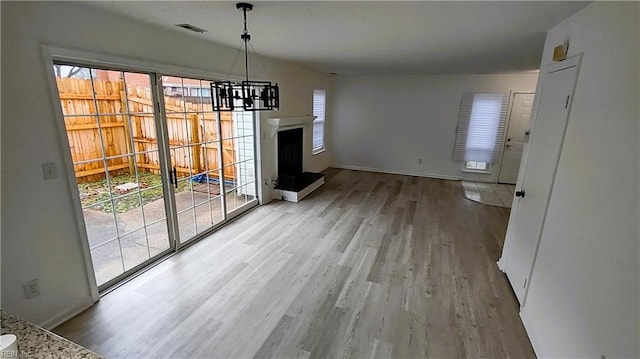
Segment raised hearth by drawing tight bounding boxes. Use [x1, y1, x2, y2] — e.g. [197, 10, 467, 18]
[268, 117, 325, 202]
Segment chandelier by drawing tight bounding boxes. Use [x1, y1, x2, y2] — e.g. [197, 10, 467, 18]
[212, 2, 280, 112]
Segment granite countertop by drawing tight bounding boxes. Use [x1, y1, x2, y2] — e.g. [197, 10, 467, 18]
[1, 311, 104, 359]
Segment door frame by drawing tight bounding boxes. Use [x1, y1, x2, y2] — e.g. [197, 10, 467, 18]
[496, 91, 536, 184]
[45, 61, 182, 293]
[42, 45, 262, 296]
[497, 54, 583, 306]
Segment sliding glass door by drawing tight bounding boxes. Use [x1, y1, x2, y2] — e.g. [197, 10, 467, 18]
[161, 76, 227, 244]
[53, 65, 172, 287]
[160, 75, 259, 244]
[53, 64, 259, 289]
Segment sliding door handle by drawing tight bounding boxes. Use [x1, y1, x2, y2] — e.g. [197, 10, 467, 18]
[515, 190, 525, 198]
[173, 167, 178, 189]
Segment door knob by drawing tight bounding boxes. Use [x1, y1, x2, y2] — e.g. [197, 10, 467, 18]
[515, 190, 525, 198]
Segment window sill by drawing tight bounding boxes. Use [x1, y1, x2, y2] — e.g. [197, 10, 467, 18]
[312, 148, 326, 156]
[462, 169, 492, 174]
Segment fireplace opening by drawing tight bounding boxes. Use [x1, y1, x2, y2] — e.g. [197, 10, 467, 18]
[275, 127, 324, 192]
[278, 128, 303, 179]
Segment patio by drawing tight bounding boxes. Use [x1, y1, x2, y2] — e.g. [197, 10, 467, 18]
[85, 184, 254, 285]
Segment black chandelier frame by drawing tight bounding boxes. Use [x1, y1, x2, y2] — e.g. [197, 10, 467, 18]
[212, 3, 280, 112]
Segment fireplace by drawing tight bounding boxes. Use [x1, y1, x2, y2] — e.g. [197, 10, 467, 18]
[267, 117, 325, 202]
[277, 128, 303, 189]
[276, 127, 324, 192]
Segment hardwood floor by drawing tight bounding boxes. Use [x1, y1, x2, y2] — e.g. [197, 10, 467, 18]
[54, 168, 534, 358]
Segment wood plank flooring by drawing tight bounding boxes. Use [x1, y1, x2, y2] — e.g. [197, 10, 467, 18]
[54, 168, 534, 358]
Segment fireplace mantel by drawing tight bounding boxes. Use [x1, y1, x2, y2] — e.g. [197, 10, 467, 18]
[267, 116, 316, 137]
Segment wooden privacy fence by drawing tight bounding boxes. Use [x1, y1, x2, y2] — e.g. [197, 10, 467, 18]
[56, 77, 238, 183]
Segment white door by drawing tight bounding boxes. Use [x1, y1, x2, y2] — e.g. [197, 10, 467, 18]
[498, 93, 534, 184]
[502, 57, 580, 304]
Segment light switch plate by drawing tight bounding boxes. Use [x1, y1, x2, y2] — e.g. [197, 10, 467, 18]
[42, 162, 57, 180]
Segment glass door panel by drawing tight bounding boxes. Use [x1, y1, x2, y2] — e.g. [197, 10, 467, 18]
[162, 76, 226, 244]
[53, 64, 172, 288]
[222, 108, 258, 215]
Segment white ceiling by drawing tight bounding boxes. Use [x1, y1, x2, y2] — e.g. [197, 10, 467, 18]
[85, 1, 589, 75]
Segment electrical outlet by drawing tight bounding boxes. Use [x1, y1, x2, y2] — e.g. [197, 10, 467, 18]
[42, 162, 57, 180]
[23, 279, 40, 299]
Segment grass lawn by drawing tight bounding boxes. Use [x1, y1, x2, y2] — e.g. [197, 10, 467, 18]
[78, 172, 187, 213]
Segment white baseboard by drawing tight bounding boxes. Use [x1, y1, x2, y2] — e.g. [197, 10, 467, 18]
[331, 164, 461, 181]
[520, 310, 543, 358]
[39, 299, 95, 330]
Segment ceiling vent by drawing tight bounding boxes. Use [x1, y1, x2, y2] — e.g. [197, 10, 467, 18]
[175, 24, 207, 34]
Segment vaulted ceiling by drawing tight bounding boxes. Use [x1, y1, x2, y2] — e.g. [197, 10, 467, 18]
[86, 1, 589, 75]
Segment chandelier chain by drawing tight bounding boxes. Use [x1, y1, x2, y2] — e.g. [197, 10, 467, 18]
[248, 42, 273, 82]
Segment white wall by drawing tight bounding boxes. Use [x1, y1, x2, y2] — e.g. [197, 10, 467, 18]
[331, 73, 538, 182]
[518, 2, 639, 357]
[0, 1, 332, 328]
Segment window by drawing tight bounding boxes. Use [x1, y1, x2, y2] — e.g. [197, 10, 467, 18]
[465, 161, 488, 171]
[312, 89, 326, 153]
[453, 93, 508, 168]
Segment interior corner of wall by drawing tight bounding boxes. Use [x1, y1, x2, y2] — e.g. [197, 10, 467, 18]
[39, 298, 94, 330]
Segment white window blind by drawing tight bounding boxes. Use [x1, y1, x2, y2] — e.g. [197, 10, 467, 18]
[312, 89, 326, 152]
[453, 93, 508, 163]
